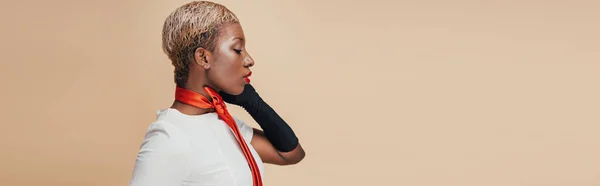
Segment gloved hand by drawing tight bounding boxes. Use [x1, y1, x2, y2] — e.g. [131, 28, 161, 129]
[219, 83, 299, 152]
[219, 84, 262, 107]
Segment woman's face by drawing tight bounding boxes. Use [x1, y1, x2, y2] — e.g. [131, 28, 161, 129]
[204, 23, 254, 95]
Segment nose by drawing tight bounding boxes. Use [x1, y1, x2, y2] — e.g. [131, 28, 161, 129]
[244, 55, 254, 67]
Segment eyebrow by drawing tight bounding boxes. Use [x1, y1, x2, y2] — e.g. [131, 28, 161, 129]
[233, 37, 245, 43]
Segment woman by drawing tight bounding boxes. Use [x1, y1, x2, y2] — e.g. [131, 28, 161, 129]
[129, 1, 305, 186]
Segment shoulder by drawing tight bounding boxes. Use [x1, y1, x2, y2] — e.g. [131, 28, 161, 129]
[231, 116, 254, 141]
[231, 116, 247, 127]
[139, 120, 192, 155]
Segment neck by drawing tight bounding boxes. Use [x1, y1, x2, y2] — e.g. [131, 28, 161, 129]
[171, 82, 215, 116]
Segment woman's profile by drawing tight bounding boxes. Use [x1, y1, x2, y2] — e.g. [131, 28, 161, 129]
[129, 1, 305, 186]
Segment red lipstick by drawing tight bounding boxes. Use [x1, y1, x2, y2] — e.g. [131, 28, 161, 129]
[244, 71, 252, 83]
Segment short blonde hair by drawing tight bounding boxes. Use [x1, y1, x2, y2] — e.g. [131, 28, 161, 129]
[161, 1, 239, 87]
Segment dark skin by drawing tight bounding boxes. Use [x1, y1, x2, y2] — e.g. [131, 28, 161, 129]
[171, 23, 305, 165]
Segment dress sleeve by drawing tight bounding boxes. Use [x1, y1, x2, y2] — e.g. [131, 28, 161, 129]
[129, 121, 192, 186]
[233, 116, 254, 142]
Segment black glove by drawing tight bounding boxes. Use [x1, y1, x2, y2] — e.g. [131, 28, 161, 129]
[219, 84, 299, 152]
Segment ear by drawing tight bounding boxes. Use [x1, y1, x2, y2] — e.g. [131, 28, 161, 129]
[194, 47, 212, 70]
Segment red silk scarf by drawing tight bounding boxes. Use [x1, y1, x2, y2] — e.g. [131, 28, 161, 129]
[175, 86, 263, 186]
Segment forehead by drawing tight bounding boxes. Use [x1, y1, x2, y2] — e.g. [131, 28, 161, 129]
[217, 23, 245, 41]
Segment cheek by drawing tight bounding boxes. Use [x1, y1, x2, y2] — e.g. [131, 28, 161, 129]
[218, 61, 239, 79]
[211, 59, 240, 84]
[212, 64, 244, 94]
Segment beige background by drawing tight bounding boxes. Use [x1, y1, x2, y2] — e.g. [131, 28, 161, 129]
[1, 0, 599, 185]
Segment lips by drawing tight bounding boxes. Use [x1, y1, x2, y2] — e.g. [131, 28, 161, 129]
[244, 71, 252, 83]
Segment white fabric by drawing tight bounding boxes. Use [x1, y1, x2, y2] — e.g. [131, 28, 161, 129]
[129, 108, 264, 186]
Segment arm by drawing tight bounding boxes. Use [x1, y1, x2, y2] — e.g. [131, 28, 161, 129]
[234, 116, 305, 165]
[129, 122, 191, 186]
[221, 84, 306, 165]
[250, 128, 305, 165]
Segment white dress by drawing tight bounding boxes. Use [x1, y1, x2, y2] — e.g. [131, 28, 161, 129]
[129, 108, 264, 186]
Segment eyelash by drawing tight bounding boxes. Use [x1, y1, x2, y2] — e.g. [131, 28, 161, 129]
[233, 49, 242, 54]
